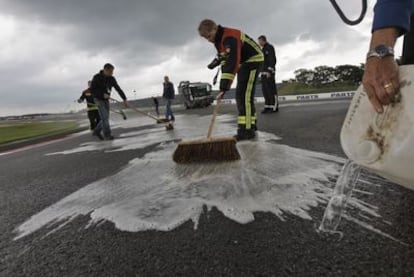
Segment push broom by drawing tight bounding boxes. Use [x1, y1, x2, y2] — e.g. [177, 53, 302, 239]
[76, 100, 127, 120]
[111, 98, 174, 130]
[173, 99, 240, 163]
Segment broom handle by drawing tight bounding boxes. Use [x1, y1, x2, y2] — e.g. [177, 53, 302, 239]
[206, 99, 221, 139]
[110, 97, 159, 121]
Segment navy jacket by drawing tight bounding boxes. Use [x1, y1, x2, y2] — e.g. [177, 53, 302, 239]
[262, 42, 276, 74]
[163, 82, 175, 100]
[91, 70, 127, 101]
[373, 0, 414, 34]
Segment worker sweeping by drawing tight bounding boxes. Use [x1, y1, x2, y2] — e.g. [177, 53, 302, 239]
[199, 19, 263, 141]
[78, 80, 100, 131]
[91, 63, 128, 140]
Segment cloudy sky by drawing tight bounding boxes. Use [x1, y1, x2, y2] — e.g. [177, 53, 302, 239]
[0, 0, 404, 116]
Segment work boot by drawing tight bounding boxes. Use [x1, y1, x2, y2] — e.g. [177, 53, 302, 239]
[105, 135, 115, 140]
[261, 108, 271, 114]
[234, 129, 256, 141]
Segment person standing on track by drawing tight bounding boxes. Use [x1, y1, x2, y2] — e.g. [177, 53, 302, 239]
[258, 35, 279, 114]
[163, 76, 175, 122]
[78, 80, 101, 131]
[90, 63, 128, 140]
[198, 19, 264, 141]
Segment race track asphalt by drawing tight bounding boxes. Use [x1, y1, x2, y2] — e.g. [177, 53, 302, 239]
[0, 100, 413, 277]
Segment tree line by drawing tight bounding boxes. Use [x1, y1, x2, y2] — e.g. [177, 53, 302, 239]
[291, 64, 364, 86]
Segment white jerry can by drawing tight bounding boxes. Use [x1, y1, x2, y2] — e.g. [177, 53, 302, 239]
[340, 65, 414, 191]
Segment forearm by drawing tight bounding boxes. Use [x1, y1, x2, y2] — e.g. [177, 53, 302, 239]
[113, 84, 127, 100]
[369, 28, 399, 50]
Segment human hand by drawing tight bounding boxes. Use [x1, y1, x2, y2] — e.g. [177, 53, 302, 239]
[216, 91, 225, 101]
[362, 57, 399, 113]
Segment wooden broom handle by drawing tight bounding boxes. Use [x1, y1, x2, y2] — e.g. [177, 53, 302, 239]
[207, 99, 221, 139]
[110, 97, 159, 121]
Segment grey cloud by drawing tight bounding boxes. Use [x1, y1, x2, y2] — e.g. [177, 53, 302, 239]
[1, 0, 364, 48]
[0, 0, 373, 115]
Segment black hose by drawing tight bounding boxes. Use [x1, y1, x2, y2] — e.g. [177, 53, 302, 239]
[329, 0, 368, 26]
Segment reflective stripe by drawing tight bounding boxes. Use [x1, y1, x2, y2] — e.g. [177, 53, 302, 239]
[241, 33, 264, 62]
[238, 116, 257, 124]
[219, 52, 227, 66]
[87, 107, 99, 111]
[246, 54, 264, 63]
[221, 73, 235, 80]
[245, 69, 256, 129]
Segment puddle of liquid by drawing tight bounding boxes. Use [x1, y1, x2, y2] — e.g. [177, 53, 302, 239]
[15, 137, 344, 240]
[13, 114, 404, 244]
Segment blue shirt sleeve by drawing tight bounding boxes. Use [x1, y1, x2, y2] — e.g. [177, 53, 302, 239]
[372, 0, 414, 34]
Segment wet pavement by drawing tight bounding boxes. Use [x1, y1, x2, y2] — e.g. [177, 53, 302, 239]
[1, 100, 413, 276]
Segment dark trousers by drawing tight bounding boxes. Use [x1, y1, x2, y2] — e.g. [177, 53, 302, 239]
[401, 14, 414, 65]
[236, 62, 261, 131]
[165, 99, 175, 121]
[87, 109, 101, 130]
[94, 99, 111, 137]
[262, 74, 278, 109]
[155, 105, 160, 117]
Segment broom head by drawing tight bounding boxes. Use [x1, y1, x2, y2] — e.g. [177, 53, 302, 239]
[157, 118, 170, 124]
[173, 137, 240, 163]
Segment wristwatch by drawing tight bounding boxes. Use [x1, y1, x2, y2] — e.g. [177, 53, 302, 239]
[366, 44, 394, 59]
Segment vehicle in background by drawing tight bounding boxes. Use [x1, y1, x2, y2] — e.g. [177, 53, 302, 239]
[178, 81, 214, 109]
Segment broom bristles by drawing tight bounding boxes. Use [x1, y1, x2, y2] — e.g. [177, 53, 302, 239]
[173, 137, 240, 163]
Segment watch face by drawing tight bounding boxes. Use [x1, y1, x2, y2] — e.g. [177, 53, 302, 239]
[375, 45, 388, 56]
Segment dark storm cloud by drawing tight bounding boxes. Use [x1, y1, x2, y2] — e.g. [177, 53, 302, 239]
[1, 0, 363, 49]
[0, 0, 372, 115]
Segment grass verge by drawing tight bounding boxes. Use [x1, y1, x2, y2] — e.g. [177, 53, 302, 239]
[0, 120, 80, 144]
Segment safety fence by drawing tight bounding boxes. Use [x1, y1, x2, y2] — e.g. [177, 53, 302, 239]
[217, 91, 356, 105]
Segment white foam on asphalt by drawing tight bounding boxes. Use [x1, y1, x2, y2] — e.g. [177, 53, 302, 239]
[13, 113, 400, 242]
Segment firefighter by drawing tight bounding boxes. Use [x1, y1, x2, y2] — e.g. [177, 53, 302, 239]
[258, 35, 279, 113]
[78, 80, 101, 131]
[198, 19, 264, 141]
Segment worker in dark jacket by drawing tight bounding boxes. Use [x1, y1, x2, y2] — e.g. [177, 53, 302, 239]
[198, 19, 264, 141]
[163, 76, 175, 121]
[90, 63, 128, 140]
[363, 0, 414, 113]
[78, 80, 100, 130]
[258, 35, 279, 113]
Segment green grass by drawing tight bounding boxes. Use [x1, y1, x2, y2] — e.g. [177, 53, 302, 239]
[0, 121, 80, 144]
[278, 81, 358, 95]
